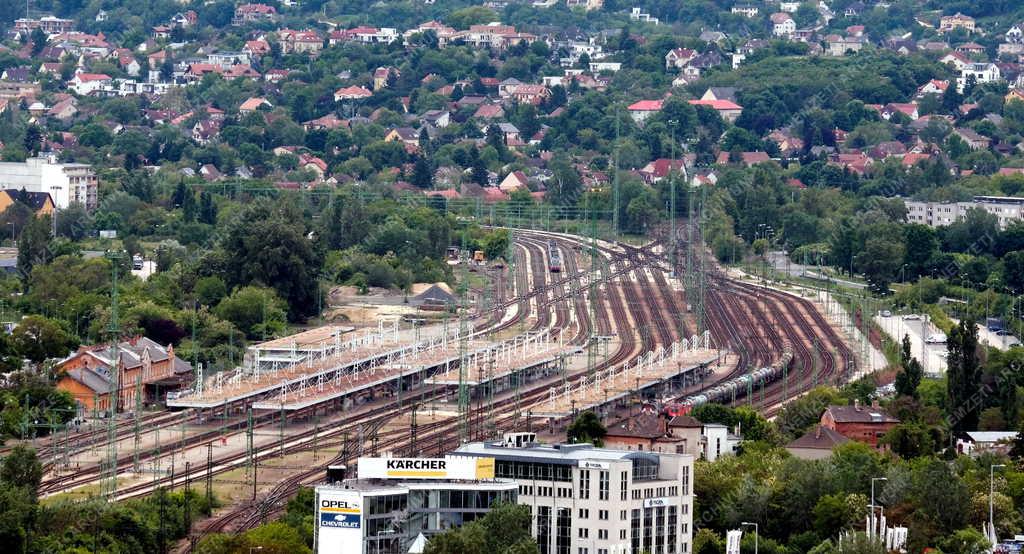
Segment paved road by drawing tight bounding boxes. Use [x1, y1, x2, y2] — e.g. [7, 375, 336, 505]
[130, 260, 156, 281]
[874, 313, 947, 375]
[766, 251, 866, 289]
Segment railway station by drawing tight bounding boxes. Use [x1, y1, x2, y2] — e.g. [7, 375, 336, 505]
[529, 332, 724, 419]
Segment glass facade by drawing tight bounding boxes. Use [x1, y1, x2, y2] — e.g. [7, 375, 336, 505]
[358, 485, 516, 554]
[495, 459, 574, 481]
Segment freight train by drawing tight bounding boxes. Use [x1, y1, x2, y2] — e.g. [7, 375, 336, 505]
[671, 350, 795, 410]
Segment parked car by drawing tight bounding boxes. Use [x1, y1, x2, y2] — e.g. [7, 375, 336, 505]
[880, 310, 892, 317]
[903, 314, 921, 320]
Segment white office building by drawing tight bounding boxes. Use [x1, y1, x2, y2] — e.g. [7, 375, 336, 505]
[0, 155, 97, 210]
[456, 438, 694, 554]
[905, 196, 1024, 229]
[315, 456, 518, 554]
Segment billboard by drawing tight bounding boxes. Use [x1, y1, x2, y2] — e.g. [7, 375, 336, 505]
[357, 456, 495, 480]
[726, 530, 742, 554]
[316, 488, 362, 554]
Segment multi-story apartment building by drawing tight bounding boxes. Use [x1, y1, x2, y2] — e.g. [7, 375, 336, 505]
[905, 196, 1024, 229]
[0, 155, 97, 210]
[14, 16, 74, 35]
[457, 438, 694, 554]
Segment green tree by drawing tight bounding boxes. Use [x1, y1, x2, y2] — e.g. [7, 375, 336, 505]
[213, 286, 287, 340]
[947, 319, 981, 434]
[894, 335, 923, 398]
[0, 446, 42, 497]
[218, 199, 322, 320]
[424, 502, 538, 554]
[546, 158, 582, 207]
[10, 315, 77, 364]
[411, 156, 434, 189]
[567, 410, 606, 446]
[16, 214, 51, 283]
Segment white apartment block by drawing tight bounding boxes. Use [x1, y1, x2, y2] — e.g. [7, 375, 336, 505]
[905, 196, 1024, 229]
[457, 439, 694, 554]
[0, 155, 97, 210]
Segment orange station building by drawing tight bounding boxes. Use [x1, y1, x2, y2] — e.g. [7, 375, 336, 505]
[56, 336, 193, 413]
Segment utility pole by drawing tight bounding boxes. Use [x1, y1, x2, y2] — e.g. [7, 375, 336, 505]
[102, 250, 125, 500]
[613, 108, 621, 238]
[668, 122, 677, 278]
[457, 233, 470, 444]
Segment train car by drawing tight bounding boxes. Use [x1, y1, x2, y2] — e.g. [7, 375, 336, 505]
[661, 403, 693, 418]
[548, 240, 562, 273]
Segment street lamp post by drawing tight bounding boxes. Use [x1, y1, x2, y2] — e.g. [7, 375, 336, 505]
[991, 463, 1006, 538]
[741, 522, 758, 554]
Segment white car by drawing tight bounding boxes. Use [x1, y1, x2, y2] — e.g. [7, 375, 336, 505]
[903, 314, 921, 320]
[925, 333, 947, 344]
[880, 310, 892, 317]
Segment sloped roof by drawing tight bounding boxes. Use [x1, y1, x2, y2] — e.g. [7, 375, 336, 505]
[787, 425, 850, 450]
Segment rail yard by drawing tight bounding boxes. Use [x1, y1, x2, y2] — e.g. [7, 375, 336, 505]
[23, 226, 858, 550]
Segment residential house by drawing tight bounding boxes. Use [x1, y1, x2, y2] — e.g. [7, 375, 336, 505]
[665, 415, 741, 461]
[786, 425, 850, 460]
[731, 4, 758, 17]
[192, 119, 221, 145]
[956, 41, 986, 55]
[639, 158, 687, 184]
[700, 87, 737, 103]
[940, 12, 976, 34]
[1008, 24, 1024, 44]
[881, 102, 919, 121]
[69, 72, 112, 95]
[473, 104, 505, 119]
[199, 164, 222, 181]
[716, 151, 771, 166]
[940, 51, 972, 71]
[299, 153, 328, 180]
[957, 431, 1019, 456]
[509, 84, 550, 105]
[665, 48, 697, 70]
[384, 127, 421, 149]
[499, 171, 529, 193]
[373, 66, 399, 90]
[239, 97, 272, 113]
[55, 336, 193, 412]
[302, 114, 345, 131]
[244, 40, 271, 58]
[0, 189, 55, 217]
[627, 99, 663, 124]
[688, 99, 743, 123]
[421, 110, 450, 128]
[958, 63, 1002, 92]
[233, 3, 277, 24]
[771, 13, 796, 38]
[954, 127, 992, 150]
[334, 85, 373, 102]
[820, 401, 899, 448]
[826, 35, 866, 56]
[278, 29, 323, 55]
[916, 79, 950, 98]
[47, 97, 78, 120]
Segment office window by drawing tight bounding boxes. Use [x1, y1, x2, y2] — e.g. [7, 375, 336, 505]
[620, 510, 628, 521]
[621, 529, 628, 540]
[579, 508, 589, 519]
[598, 510, 609, 521]
[598, 529, 608, 540]
[579, 469, 590, 500]
[621, 471, 629, 501]
[578, 549, 588, 554]
[599, 471, 609, 500]
[579, 528, 589, 539]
